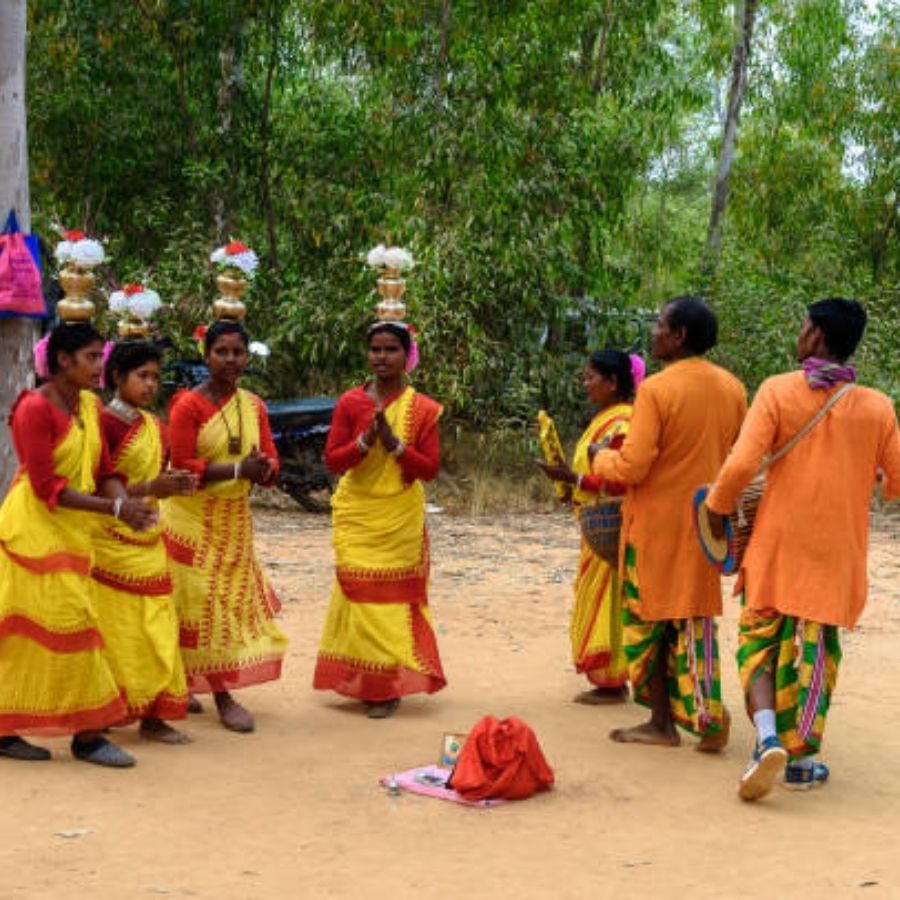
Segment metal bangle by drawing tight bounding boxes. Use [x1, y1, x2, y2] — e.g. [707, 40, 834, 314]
[356, 435, 371, 455]
[234, 461, 242, 480]
[112, 497, 123, 519]
[392, 440, 406, 458]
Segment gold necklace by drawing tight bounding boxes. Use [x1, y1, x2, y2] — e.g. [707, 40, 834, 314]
[218, 393, 243, 455]
[202, 384, 243, 455]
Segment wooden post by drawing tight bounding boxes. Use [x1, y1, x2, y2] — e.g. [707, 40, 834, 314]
[0, 0, 37, 493]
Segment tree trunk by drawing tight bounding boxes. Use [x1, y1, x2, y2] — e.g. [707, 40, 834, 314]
[214, 22, 245, 242]
[592, 0, 614, 96]
[0, 0, 36, 494]
[703, 0, 759, 274]
[259, 0, 283, 271]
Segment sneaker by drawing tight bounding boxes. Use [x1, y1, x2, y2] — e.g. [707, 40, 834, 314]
[783, 760, 829, 791]
[71, 737, 136, 768]
[738, 736, 788, 801]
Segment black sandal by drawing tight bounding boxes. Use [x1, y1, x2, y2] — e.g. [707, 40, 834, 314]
[71, 736, 135, 768]
[0, 736, 51, 761]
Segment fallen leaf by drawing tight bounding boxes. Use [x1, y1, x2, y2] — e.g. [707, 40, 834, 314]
[54, 828, 92, 839]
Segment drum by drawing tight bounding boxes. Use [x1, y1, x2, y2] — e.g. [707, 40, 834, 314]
[693, 476, 765, 576]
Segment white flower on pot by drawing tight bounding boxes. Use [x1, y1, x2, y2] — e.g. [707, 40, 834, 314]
[127, 288, 162, 320]
[108, 290, 128, 313]
[383, 246, 414, 270]
[210, 240, 259, 278]
[69, 239, 106, 268]
[55, 230, 107, 268]
[366, 244, 387, 267]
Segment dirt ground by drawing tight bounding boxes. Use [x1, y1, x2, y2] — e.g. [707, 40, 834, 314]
[2, 505, 898, 899]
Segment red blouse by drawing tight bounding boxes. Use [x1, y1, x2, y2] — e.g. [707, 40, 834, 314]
[325, 385, 440, 482]
[167, 388, 279, 484]
[9, 390, 115, 509]
[101, 409, 168, 466]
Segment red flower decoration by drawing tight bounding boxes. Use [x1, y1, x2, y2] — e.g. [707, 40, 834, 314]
[408, 324, 418, 335]
[225, 240, 249, 255]
[193, 324, 208, 341]
[65, 230, 86, 241]
[123, 283, 144, 296]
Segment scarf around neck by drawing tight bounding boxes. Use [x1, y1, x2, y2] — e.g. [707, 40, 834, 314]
[801, 356, 857, 390]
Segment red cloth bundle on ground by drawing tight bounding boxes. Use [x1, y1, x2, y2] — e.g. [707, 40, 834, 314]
[449, 715, 554, 801]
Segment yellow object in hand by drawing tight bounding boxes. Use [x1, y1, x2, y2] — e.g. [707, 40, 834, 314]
[537, 410, 572, 502]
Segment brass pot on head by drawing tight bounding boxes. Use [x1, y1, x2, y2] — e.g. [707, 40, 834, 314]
[117, 316, 149, 339]
[213, 271, 248, 321]
[57, 264, 96, 322]
[375, 267, 407, 321]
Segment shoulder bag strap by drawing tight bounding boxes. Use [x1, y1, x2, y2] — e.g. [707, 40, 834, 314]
[761, 382, 853, 474]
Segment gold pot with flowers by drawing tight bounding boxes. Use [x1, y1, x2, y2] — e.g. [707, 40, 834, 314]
[108, 283, 162, 338]
[210, 240, 258, 320]
[54, 230, 107, 322]
[366, 244, 414, 321]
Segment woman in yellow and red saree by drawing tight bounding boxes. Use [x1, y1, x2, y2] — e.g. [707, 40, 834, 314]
[162, 320, 287, 734]
[92, 340, 196, 744]
[0, 323, 157, 767]
[313, 321, 446, 718]
[538, 350, 644, 704]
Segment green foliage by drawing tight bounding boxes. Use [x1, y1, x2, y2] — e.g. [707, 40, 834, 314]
[24, 0, 899, 427]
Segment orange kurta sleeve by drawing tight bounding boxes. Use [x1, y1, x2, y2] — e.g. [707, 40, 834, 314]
[705, 380, 778, 514]
[590, 387, 660, 485]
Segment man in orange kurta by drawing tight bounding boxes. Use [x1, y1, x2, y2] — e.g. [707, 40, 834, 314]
[705, 298, 900, 802]
[591, 297, 746, 748]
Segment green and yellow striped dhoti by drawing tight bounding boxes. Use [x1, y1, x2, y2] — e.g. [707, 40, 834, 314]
[737, 604, 841, 760]
[622, 545, 724, 738]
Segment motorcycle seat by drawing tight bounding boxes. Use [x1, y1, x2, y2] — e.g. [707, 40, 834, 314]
[266, 397, 336, 430]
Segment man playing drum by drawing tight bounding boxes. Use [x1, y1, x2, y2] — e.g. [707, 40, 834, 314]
[705, 298, 900, 801]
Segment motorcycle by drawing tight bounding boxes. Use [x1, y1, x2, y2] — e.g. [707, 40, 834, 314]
[162, 360, 336, 513]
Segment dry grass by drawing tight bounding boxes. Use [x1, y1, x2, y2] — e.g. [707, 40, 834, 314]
[429, 424, 562, 515]
[257, 426, 899, 522]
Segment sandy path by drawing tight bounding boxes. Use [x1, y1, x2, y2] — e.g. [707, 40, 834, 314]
[2, 507, 898, 899]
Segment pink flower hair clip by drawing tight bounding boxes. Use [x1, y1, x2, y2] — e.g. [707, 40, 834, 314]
[629, 353, 646, 388]
[99, 340, 116, 388]
[405, 325, 420, 373]
[33, 334, 51, 379]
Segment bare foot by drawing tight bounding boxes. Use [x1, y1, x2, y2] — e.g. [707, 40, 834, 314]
[215, 694, 255, 733]
[139, 718, 192, 745]
[696, 708, 731, 753]
[610, 721, 680, 746]
[573, 686, 629, 706]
